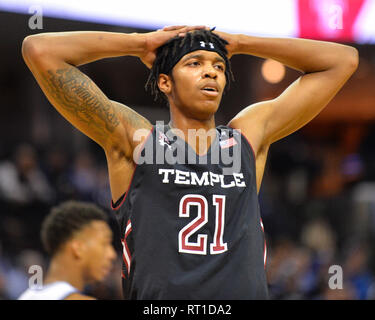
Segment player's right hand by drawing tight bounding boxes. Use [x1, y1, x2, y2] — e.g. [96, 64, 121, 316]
[139, 25, 209, 69]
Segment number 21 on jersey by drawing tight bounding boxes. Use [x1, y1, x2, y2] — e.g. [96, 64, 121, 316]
[178, 194, 227, 255]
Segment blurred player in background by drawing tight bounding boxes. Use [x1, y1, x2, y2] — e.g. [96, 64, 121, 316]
[21, 25, 358, 299]
[18, 200, 116, 300]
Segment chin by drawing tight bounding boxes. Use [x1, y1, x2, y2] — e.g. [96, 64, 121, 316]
[90, 271, 107, 283]
[189, 97, 219, 113]
[199, 102, 220, 117]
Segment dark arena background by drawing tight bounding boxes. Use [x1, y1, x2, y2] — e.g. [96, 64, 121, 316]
[1, 0, 375, 301]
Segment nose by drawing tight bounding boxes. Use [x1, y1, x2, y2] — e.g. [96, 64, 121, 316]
[202, 64, 217, 79]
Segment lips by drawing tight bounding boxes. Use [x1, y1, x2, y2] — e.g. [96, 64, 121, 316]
[200, 82, 219, 97]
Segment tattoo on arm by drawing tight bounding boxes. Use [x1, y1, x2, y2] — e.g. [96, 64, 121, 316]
[117, 102, 151, 130]
[43, 66, 120, 143]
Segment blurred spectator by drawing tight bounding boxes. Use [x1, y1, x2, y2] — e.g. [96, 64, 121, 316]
[0, 249, 45, 299]
[0, 242, 10, 300]
[321, 282, 357, 300]
[0, 144, 54, 205]
[68, 150, 98, 201]
[92, 165, 112, 209]
[342, 242, 374, 299]
[301, 217, 336, 263]
[43, 146, 75, 202]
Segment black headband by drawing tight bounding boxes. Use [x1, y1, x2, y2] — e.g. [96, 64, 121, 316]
[159, 37, 229, 75]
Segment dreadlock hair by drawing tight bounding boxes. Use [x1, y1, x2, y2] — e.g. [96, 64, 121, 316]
[41, 200, 108, 257]
[145, 28, 235, 104]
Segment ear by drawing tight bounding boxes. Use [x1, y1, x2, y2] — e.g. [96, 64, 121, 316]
[157, 74, 173, 95]
[70, 240, 85, 260]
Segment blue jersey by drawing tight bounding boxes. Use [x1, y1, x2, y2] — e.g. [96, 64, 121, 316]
[112, 124, 268, 299]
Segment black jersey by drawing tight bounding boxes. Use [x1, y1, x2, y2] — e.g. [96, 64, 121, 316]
[112, 124, 268, 300]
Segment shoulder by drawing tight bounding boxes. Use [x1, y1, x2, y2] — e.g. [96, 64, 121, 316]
[111, 100, 153, 141]
[227, 100, 274, 157]
[111, 100, 152, 132]
[106, 100, 153, 160]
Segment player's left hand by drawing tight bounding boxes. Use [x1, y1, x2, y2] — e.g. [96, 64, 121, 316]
[211, 30, 240, 59]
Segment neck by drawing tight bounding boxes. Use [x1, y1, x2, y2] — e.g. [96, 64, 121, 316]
[44, 254, 85, 291]
[169, 99, 217, 129]
[169, 116, 215, 132]
[169, 110, 217, 156]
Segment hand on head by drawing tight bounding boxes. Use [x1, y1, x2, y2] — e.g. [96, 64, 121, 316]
[140, 26, 238, 68]
[140, 25, 209, 68]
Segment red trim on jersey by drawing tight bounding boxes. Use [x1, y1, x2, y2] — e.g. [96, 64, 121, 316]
[121, 239, 131, 275]
[264, 240, 267, 268]
[260, 217, 267, 269]
[110, 126, 155, 211]
[121, 219, 133, 275]
[123, 240, 131, 275]
[125, 221, 132, 239]
[111, 193, 126, 211]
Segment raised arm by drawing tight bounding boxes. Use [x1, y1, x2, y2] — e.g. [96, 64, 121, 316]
[21, 27, 206, 150]
[21, 27, 205, 201]
[22, 31, 155, 152]
[217, 32, 358, 190]
[226, 34, 358, 149]
[22, 31, 154, 156]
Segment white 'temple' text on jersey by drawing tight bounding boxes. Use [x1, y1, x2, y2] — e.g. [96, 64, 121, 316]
[158, 169, 246, 188]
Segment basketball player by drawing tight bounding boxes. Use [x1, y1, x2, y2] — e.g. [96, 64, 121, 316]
[22, 25, 358, 299]
[18, 200, 116, 300]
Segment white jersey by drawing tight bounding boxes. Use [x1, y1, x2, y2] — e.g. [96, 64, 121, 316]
[18, 281, 79, 300]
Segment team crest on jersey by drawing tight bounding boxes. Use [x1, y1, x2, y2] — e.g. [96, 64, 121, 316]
[158, 132, 172, 150]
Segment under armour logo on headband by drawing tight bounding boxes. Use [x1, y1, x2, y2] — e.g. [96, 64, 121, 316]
[159, 36, 228, 75]
[200, 41, 215, 49]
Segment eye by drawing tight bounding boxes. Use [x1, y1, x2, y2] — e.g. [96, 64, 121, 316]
[215, 64, 225, 71]
[187, 60, 200, 67]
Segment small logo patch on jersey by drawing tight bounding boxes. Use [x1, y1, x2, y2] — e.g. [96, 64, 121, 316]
[220, 137, 237, 149]
[158, 132, 172, 150]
